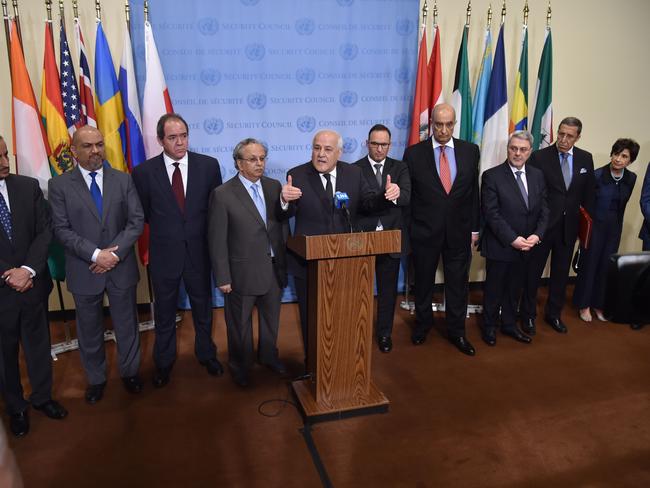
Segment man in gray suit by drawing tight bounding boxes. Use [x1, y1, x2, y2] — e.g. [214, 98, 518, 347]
[208, 138, 288, 387]
[49, 126, 145, 404]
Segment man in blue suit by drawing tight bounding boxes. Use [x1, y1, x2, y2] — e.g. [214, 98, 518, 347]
[132, 114, 223, 387]
[480, 131, 549, 346]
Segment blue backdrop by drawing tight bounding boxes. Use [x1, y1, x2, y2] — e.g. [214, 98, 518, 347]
[128, 0, 419, 306]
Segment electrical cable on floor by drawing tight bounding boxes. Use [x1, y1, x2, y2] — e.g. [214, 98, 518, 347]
[256, 372, 310, 418]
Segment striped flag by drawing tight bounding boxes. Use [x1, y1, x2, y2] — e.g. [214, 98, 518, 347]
[480, 23, 508, 174]
[94, 21, 127, 172]
[509, 25, 529, 133]
[531, 28, 553, 150]
[427, 25, 443, 116]
[450, 25, 472, 141]
[143, 20, 174, 158]
[407, 23, 431, 147]
[59, 21, 83, 134]
[74, 17, 97, 127]
[471, 27, 493, 146]
[9, 19, 51, 194]
[40, 21, 73, 177]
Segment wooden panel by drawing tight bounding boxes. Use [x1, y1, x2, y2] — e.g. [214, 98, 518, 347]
[314, 256, 374, 406]
[293, 379, 389, 419]
[288, 230, 401, 261]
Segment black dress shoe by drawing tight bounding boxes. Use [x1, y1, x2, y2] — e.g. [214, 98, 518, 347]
[231, 369, 249, 387]
[9, 410, 29, 437]
[449, 336, 476, 356]
[522, 318, 536, 336]
[481, 329, 496, 346]
[261, 358, 287, 375]
[411, 332, 427, 345]
[199, 358, 224, 377]
[378, 336, 393, 353]
[545, 316, 568, 333]
[152, 367, 172, 388]
[502, 327, 532, 344]
[33, 400, 68, 419]
[85, 383, 106, 405]
[122, 375, 144, 394]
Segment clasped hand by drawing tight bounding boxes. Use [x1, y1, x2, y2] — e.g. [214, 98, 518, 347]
[511, 235, 540, 251]
[89, 246, 120, 274]
[2, 267, 33, 292]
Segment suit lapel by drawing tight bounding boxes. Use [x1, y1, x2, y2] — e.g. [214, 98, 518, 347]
[306, 164, 331, 213]
[101, 165, 116, 223]
[70, 166, 101, 221]
[426, 141, 446, 194]
[502, 163, 529, 210]
[1, 176, 19, 245]
[152, 155, 183, 216]
[185, 153, 200, 215]
[233, 177, 266, 228]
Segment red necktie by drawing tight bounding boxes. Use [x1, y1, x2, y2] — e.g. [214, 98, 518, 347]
[439, 145, 452, 194]
[171, 162, 185, 212]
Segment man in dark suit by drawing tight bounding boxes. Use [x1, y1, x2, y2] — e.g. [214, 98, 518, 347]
[208, 138, 288, 387]
[403, 103, 480, 356]
[480, 131, 549, 346]
[281, 129, 401, 357]
[49, 126, 145, 404]
[353, 124, 411, 353]
[639, 163, 650, 252]
[132, 113, 223, 387]
[0, 135, 67, 437]
[523, 117, 595, 334]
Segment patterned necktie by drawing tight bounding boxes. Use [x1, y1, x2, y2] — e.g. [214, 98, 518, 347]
[89, 171, 103, 218]
[171, 162, 185, 212]
[560, 152, 572, 190]
[0, 190, 12, 241]
[374, 163, 383, 188]
[515, 170, 529, 208]
[439, 145, 452, 194]
[323, 173, 333, 208]
[250, 182, 267, 226]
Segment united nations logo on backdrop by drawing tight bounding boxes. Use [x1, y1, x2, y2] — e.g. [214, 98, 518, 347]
[198, 18, 219, 36]
[245, 43, 266, 61]
[342, 137, 358, 154]
[339, 43, 358, 61]
[200, 68, 222, 86]
[339, 91, 358, 108]
[240, 0, 260, 5]
[203, 118, 224, 135]
[295, 67, 315, 85]
[395, 19, 414, 36]
[247, 93, 267, 110]
[394, 67, 410, 84]
[295, 18, 315, 36]
[337, 0, 354, 6]
[394, 113, 409, 130]
[296, 116, 316, 133]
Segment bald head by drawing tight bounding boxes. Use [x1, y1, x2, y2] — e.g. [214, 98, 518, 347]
[311, 129, 342, 174]
[71, 126, 105, 171]
[431, 103, 456, 145]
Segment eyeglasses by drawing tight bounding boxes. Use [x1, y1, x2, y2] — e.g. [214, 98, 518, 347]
[368, 142, 390, 149]
[238, 156, 266, 163]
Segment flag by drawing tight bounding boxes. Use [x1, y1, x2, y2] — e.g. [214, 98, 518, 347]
[59, 21, 83, 134]
[480, 23, 508, 174]
[472, 27, 493, 146]
[509, 25, 529, 133]
[74, 17, 96, 127]
[119, 27, 146, 172]
[9, 19, 51, 194]
[407, 23, 431, 147]
[427, 25, 443, 116]
[142, 20, 174, 158]
[450, 25, 473, 141]
[531, 28, 553, 150]
[94, 21, 127, 172]
[40, 21, 73, 177]
[119, 24, 149, 264]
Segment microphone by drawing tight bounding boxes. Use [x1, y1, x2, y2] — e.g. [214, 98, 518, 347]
[334, 191, 353, 233]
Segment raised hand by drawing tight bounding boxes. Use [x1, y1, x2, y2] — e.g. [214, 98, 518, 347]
[384, 174, 400, 201]
[281, 175, 302, 203]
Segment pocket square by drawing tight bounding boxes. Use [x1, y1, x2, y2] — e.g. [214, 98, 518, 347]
[579, 168, 587, 174]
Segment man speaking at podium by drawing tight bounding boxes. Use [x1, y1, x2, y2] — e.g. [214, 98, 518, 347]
[281, 129, 401, 356]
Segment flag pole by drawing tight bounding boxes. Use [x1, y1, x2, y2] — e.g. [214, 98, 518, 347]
[144, 0, 149, 22]
[523, 0, 529, 26]
[125, 0, 130, 31]
[487, 4, 492, 29]
[11, 0, 21, 47]
[466, 1, 472, 28]
[72, 0, 78, 19]
[2, 1, 12, 73]
[546, 1, 552, 27]
[95, 0, 101, 21]
[501, 0, 506, 24]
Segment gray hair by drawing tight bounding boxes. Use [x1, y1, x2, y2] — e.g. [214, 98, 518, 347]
[508, 130, 534, 147]
[232, 138, 268, 169]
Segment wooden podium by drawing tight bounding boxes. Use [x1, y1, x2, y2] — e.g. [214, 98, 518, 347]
[288, 230, 400, 422]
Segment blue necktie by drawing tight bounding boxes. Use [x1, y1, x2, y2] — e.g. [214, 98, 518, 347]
[0, 191, 12, 241]
[515, 171, 529, 208]
[560, 152, 572, 189]
[89, 171, 103, 218]
[251, 182, 266, 225]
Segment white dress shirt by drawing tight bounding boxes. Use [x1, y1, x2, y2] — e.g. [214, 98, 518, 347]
[163, 152, 189, 194]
